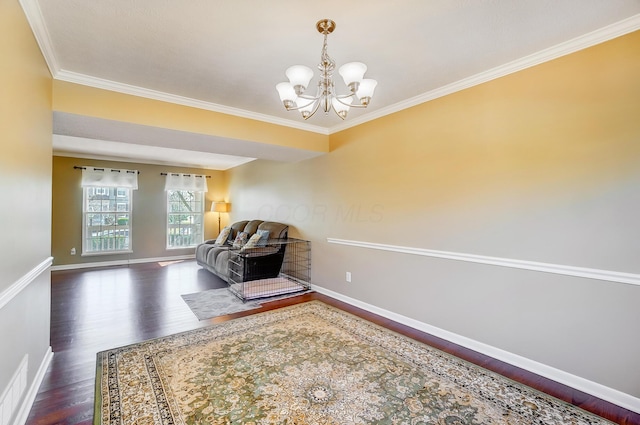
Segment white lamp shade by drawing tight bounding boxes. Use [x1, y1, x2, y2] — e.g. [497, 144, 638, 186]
[331, 96, 353, 114]
[356, 79, 378, 99]
[286, 65, 314, 89]
[338, 62, 367, 86]
[276, 82, 297, 102]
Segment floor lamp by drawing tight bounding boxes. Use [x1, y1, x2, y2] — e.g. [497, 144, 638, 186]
[212, 202, 229, 233]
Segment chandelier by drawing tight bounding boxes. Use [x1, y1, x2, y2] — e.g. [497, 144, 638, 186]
[276, 19, 377, 120]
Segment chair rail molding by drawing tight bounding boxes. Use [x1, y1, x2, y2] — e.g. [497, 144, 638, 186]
[0, 257, 53, 310]
[327, 238, 640, 286]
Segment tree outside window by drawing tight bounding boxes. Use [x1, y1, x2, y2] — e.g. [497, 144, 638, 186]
[167, 190, 203, 248]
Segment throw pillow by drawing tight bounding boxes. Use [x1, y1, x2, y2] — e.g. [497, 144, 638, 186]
[215, 227, 231, 245]
[240, 234, 262, 252]
[256, 229, 270, 247]
[232, 231, 249, 248]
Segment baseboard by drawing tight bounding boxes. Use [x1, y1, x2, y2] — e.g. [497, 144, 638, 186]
[11, 347, 53, 425]
[311, 284, 640, 414]
[51, 254, 195, 271]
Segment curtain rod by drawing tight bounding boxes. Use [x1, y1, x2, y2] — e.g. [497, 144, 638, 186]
[74, 166, 139, 174]
[161, 173, 211, 178]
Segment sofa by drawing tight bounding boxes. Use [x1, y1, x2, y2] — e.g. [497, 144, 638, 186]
[195, 220, 289, 282]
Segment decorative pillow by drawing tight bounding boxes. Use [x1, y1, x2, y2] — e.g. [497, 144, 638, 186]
[240, 234, 262, 252]
[232, 231, 249, 248]
[256, 229, 270, 247]
[215, 227, 231, 245]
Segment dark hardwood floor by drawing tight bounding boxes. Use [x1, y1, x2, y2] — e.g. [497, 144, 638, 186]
[26, 260, 639, 425]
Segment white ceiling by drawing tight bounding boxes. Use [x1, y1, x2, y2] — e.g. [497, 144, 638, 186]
[22, 0, 640, 169]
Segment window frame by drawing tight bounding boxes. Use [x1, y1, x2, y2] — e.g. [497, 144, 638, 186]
[166, 189, 205, 250]
[82, 186, 133, 256]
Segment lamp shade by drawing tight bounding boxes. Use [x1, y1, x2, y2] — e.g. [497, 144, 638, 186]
[331, 96, 352, 119]
[212, 202, 229, 213]
[286, 65, 314, 90]
[356, 79, 377, 99]
[299, 98, 317, 119]
[276, 82, 297, 103]
[331, 96, 352, 114]
[338, 62, 367, 86]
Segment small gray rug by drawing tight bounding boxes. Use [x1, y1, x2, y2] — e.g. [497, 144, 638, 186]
[181, 287, 314, 321]
[181, 288, 261, 320]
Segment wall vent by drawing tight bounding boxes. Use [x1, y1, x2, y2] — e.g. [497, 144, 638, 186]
[0, 355, 28, 425]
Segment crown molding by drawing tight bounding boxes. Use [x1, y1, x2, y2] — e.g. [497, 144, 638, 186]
[19, 0, 59, 76]
[19, 0, 639, 137]
[51, 149, 254, 171]
[54, 70, 329, 135]
[329, 13, 640, 134]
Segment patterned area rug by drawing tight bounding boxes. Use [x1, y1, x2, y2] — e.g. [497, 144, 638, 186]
[95, 301, 613, 424]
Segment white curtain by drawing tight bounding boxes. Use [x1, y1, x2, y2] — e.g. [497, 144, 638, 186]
[164, 173, 208, 192]
[81, 167, 139, 189]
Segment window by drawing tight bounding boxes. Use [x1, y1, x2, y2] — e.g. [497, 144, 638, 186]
[167, 190, 204, 249]
[83, 186, 132, 254]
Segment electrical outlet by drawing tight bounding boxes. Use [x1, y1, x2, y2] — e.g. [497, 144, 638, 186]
[345, 271, 351, 282]
[70, 247, 76, 255]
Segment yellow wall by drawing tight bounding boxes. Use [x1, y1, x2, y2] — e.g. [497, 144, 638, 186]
[227, 31, 640, 397]
[1, 2, 53, 285]
[52, 156, 228, 266]
[52, 80, 329, 153]
[0, 0, 53, 416]
[326, 30, 640, 262]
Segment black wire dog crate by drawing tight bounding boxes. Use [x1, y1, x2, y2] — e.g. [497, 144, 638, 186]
[227, 238, 311, 302]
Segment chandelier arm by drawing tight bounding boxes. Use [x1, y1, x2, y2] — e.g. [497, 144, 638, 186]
[333, 94, 369, 109]
[302, 98, 322, 120]
[282, 95, 321, 112]
[331, 105, 347, 120]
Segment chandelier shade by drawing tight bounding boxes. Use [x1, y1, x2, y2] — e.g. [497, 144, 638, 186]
[356, 79, 378, 106]
[276, 19, 377, 120]
[285, 65, 314, 92]
[338, 62, 367, 89]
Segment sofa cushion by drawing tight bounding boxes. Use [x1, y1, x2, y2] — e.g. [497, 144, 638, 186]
[215, 226, 231, 245]
[215, 249, 231, 277]
[232, 231, 249, 248]
[256, 229, 270, 247]
[240, 233, 262, 252]
[206, 245, 230, 265]
[195, 243, 218, 264]
[229, 221, 249, 241]
[257, 221, 288, 240]
[243, 220, 264, 235]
